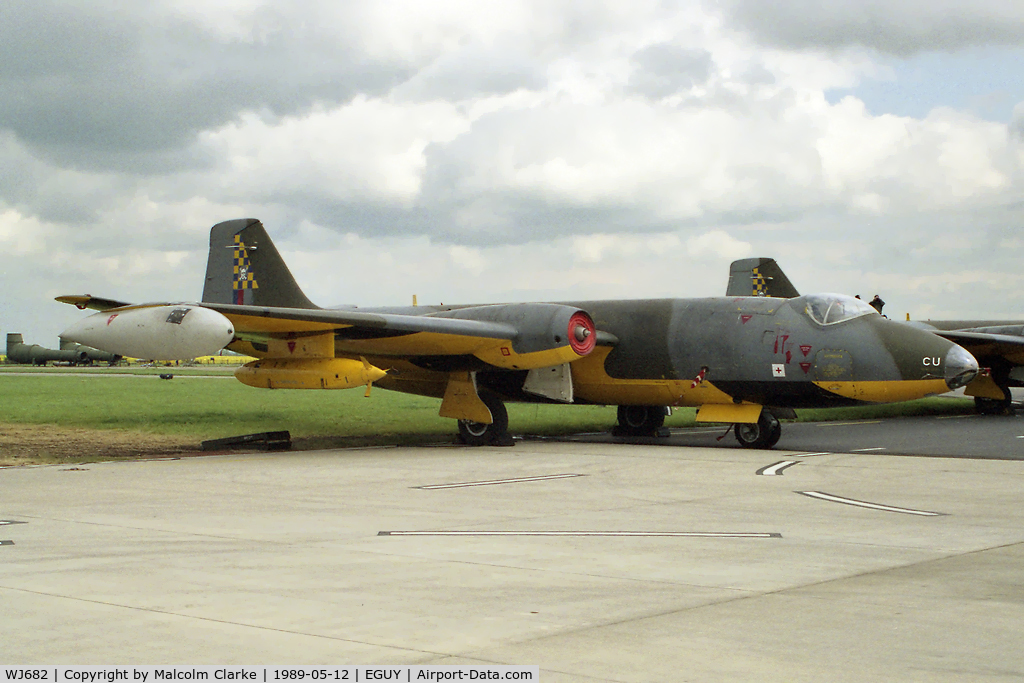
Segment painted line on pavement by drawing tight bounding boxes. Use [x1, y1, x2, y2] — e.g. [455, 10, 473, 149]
[816, 421, 882, 427]
[413, 473, 585, 490]
[852, 447, 886, 452]
[379, 530, 782, 538]
[791, 452, 830, 457]
[757, 461, 799, 476]
[797, 491, 943, 516]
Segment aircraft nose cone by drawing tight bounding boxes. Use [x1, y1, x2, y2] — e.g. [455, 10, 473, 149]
[944, 344, 979, 390]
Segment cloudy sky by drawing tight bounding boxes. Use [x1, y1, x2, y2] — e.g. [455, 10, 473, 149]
[2, 0, 1023, 346]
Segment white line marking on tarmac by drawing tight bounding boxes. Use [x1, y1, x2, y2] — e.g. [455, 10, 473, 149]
[797, 491, 943, 516]
[852, 447, 886, 452]
[413, 473, 586, 490]
[792, 452, 830, 457]
[817, 421, 882, 427]
[379, 530, 782, 538]
[757, 461, 799, 476]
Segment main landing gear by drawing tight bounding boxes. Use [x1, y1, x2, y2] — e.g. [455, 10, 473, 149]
[734, 410, 782, 449]
[456, 389, 513, 446]
[614, 405, 667, 437]
[973, 365, 1015, 416]
[974, 388, 1014, 416]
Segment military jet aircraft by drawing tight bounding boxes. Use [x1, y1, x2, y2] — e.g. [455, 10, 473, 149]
[5, 333, 120, 365]
[57, 219, 979, 449]
[728, 257, 1024, 415]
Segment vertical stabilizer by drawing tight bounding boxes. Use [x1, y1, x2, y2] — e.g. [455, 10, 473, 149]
[202, 219, 318, 309]
[726, 258, 800, 298]
[6, 333, 24, 356]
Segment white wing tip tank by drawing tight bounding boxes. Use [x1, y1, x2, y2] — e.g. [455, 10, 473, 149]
[60, 305, 235, 360]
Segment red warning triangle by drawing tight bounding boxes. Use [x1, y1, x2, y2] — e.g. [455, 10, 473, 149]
[799, 362, 812, 374]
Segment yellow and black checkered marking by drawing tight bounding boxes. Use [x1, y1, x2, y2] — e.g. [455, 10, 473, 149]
[233, 234, 259, 291]
[751, 267, 767, 296]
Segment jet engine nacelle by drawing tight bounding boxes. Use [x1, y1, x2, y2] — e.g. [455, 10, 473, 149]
[60, 305, 235, 360]
[235, 357, 386, 390]
[435, 303, 597, 370]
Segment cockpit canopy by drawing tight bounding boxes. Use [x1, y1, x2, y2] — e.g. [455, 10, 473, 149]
[802, 293, 878, 326]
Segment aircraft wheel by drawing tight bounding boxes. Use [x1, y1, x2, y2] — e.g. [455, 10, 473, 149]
[975, 391, 1013, 416]
[735, 411, 780, 449]
[457, 390, 509, 446]
[616, 405, 667, 436]
[766, 417, 783, 448]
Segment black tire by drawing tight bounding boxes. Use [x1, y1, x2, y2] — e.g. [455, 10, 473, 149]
[975, 390, 1012, 416]
[616, 405, 667, 436]
[457, 390, 509, 446]
[735, 411, 780, 449]
[766, 417, 783, 448]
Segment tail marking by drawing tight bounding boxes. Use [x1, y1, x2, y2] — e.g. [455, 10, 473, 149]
[232, 235, 259, 305]
[751, 267, 767, 296]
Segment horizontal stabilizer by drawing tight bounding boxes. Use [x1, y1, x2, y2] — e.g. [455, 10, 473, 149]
[54, 295, 134, 312]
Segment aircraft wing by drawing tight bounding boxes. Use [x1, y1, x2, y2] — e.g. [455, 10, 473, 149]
[927, 330, 1024, 364]
[56, 295, 605, 369]
[203, 302, 518, 340]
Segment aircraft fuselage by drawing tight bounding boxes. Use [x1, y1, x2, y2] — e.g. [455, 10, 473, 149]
[349, 294, 973, 410]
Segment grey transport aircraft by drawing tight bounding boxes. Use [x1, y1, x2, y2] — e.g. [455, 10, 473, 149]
[5, 333, 120, 365]
[58, 219, 979, 449]
[729, 258, 1024, 415]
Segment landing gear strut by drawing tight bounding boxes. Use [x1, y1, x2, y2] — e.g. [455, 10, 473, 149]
[615, 405, 667, 437]
[975, 388, 1013, 415]
[457, 390, 512, 446]
[974, 364, 1015, 415]
[734, 411, 782, 449]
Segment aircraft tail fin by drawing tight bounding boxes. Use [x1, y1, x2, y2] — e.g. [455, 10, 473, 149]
[726, 258, 800, 298]
[202, 219, 318, 309]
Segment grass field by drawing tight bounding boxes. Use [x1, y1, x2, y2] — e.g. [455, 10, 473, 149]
[0, 365, 975, 465]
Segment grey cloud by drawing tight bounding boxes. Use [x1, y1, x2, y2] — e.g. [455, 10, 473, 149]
[0, 1, 411, 173]
[1011, 103, 1024, 140]
[720, 0, 1024, 54]
[393, 45, 547, 101]
[738, 62, 776, 86]
[627, 44, 712, 98]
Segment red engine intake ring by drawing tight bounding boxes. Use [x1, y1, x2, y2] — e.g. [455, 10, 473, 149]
[567, 311, 597, 356]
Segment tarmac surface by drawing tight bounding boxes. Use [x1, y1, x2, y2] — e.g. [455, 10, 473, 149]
[3, 415, 1024, 680]
[558, 409, 1024, 460]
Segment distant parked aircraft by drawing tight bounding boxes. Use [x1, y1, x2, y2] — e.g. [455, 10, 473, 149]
[728, 258, 1023, 414]
[5, 333, 120, 366]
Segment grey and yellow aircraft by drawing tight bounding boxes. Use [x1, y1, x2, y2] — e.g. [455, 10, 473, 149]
[728, 257, 1024, 415]
[5, 333, 120, 366]
[57, 219, 979, 449]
